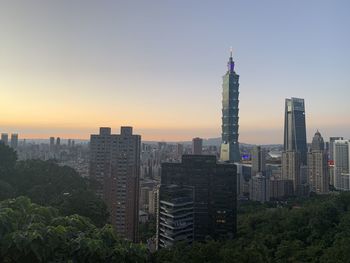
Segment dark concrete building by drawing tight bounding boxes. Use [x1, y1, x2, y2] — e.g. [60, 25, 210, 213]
[160, 155, 237, 242]
[192, 137, 203, 155]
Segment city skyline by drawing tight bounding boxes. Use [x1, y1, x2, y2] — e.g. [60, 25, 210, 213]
[1, 1, 349, 143]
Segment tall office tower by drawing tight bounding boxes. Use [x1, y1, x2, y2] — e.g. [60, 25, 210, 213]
[10, 134, 18, 149]
[176, 143, 184, 159]
[49, 137, 55, 151]
[67, 139, 72, 147]
[249, 173, 270, 203]
[1, 133, 9, 145]
[56, 137, 61, 146]
[157, 185, 194, 249]
[333, 140, 350, 190]
[329, 137, 343, 161]
[251, 146, 266, 176]
[311, 130, 325, 151]
[307, 131, 329, 194]
[192, 137, 203, 155]
[283, 98, 307, 165]
[160, 155, 237, 241]
[282, 151, 301, 194]
[220, 50, 240, 162]
[89, 126, 141, 242]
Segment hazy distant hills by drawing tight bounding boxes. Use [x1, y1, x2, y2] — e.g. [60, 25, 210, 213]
[24, 137, 282, 148]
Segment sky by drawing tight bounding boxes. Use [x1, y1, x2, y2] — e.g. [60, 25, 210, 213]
[0, 0, 349, 144]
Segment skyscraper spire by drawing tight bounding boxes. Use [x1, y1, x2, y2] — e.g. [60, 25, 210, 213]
[227, 47, 235, 73]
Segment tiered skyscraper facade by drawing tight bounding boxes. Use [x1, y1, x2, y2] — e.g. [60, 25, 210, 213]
[220, 51, 240, 162]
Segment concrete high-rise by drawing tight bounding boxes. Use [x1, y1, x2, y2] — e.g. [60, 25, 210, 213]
[307, 131, 329, 194]
[284, 98, 307, 165]
[56, 137, 61, 146]
[89, 126, 141, 242]
[176, 143, 184, 159]
[160, 155, 237, 241]
[49, 137, 55, 151]
[10, 134, 18, 149]
[192, 137, 203, 155]
[251, 146, 266, 176]
[333, 140, 350, 190]
[250, 173, 270, 203]
[329, 137, 343, 161]
[282, 151, 301, 194]
[311, 130, 325, 151]
[1, 133, 8, 145]
[220, 51, 240, 162]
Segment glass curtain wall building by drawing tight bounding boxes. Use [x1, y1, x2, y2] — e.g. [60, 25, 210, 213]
[283, 97, 308, 165]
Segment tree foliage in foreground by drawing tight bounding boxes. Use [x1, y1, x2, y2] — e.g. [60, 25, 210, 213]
[153, 193, 350, 263]
[0, 197, 148, 263]
[0, 144, 108, 226]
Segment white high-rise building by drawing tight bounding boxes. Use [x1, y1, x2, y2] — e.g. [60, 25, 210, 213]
[250, 172, 270, 203]
[307, 131, 329, 194]
[333, 140, 350, 191]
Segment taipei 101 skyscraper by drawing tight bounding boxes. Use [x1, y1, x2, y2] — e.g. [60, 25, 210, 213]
[220, 50, 240, 162]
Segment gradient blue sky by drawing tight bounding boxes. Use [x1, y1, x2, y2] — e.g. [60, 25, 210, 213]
[0, 0, 349, 143]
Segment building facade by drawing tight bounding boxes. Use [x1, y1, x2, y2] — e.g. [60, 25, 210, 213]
[333, 140, 350, 190]
[249, 173, 270, 203]
[192, 137, 203, 155]
[282, 151, 301, 195]
[1, 133, 8, 145]
[160, 155, 237, 241]
[269, 177, 294, 200]
[251, 146, 266, 176]
[329, 137, 343, 161]
[220, 51, 240, 162]
[307, 131, 329, 194]
[89, 126, 140, 242]
[10, 133, 18, 149]
[157, 185, 194, 249]
[283, 98, 307, 165]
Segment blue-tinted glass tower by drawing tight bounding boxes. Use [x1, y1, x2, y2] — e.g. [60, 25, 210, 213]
[220, 51, 240, 162]
[284, 98, 308, 165]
